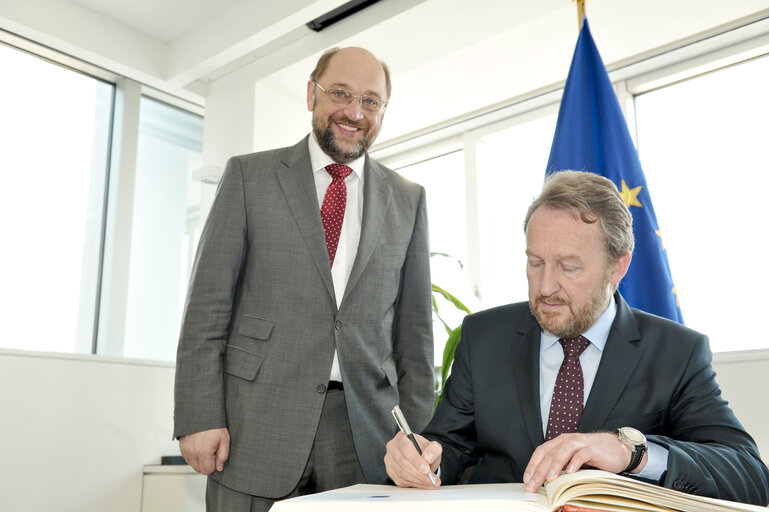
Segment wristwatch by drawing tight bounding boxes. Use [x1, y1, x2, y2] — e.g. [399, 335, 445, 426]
[617, 427, 647, 474]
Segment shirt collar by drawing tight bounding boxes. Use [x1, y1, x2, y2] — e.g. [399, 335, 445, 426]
[540, 293, 617, 352]
[308, 133, 366, 182]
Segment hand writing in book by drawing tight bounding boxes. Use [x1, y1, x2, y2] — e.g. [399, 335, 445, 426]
[385, 431, 443, 489]
[522, 432, 647, 492]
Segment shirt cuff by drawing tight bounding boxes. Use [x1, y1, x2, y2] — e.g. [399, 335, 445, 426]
[635, 441, 668, 481]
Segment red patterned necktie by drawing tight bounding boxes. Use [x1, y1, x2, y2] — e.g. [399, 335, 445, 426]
[545, 335, 591, 441]
[321, 163, 353, 267]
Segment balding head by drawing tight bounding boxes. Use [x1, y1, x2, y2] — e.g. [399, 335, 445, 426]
[310, 47, 391, 100]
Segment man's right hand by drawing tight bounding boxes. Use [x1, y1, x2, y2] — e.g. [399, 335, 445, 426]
[384, 432, 442, 488]
[179, 427, 230, 475]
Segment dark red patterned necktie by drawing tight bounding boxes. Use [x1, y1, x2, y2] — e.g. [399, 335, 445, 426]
[545, 335, 591, 441]
[321, 163, 353, 267]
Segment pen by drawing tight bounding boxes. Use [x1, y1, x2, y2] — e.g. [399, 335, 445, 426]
[391, 404, 438, 487]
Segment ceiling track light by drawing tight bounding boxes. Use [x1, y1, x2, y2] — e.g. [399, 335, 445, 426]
[306, 0, 382, 32]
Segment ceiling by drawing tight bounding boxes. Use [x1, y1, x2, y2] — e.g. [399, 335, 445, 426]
[2, 0, 769, 143]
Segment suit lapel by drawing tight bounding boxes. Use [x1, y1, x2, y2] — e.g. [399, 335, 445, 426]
[512, 314, 547, 448]
[275, 138, 336, 305]
[579, 293, 642, 431]
[341, 157, 391, 303]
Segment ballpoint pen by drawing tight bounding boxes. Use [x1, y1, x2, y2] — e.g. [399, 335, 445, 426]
[391, 404, 438, 487]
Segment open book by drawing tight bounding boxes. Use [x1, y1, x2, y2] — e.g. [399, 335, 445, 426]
[270, 469, 767, 512]
[540, 469, 766, 512]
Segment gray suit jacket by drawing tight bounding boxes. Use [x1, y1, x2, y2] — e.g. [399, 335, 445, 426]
[425, 293, 769, 506]
[174, 136, 434, 497]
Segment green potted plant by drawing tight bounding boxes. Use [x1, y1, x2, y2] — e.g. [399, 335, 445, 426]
[430, 252, 471, 408]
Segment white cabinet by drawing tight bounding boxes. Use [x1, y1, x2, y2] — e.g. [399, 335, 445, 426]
[142, 465, 206, 512]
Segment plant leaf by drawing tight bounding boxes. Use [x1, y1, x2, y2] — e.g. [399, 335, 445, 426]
[430, 252, 464, 270]
[432, 284, 471, 315]
[435, 324, 462, 408]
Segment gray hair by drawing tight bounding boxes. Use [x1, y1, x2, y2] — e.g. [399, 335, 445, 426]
[523, 170, 634, 262]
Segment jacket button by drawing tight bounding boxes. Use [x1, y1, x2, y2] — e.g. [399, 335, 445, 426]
[673, 481, 685, 491]
[316, 384, 326, 394]
[335, 320, 343, 330]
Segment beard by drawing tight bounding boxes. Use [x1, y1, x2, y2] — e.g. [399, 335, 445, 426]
[312, 111, 373, 164]
[530, 280, 612, 338]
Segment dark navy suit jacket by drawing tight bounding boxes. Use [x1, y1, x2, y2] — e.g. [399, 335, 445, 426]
[424, 293, 769, 505]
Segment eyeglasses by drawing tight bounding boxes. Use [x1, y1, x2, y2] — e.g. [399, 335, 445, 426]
[313, 81, 387, 113]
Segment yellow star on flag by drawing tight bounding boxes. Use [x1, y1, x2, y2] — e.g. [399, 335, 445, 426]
[620, 179, 643, 208]
[655, 230, 665, 249]
[672, 286, 680, 308]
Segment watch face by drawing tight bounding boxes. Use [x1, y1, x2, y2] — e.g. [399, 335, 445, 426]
[620, 427, 646, 445]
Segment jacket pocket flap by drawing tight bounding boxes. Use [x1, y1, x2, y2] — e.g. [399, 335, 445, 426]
[224, 346, 265, 381]
[381, 355, 398, 387]
[238, 315, 274, 340]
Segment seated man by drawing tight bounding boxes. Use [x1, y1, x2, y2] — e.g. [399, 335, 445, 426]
[384, 170, 769, 506]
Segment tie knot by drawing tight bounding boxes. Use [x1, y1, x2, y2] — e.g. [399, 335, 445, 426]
[326, 163, 353, 180]
[559, 336, 590, 359]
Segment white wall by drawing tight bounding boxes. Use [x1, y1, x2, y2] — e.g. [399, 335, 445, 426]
[197, 66, 308, 222]
[712, 351, 769, 461]
[0, 350, 179, 512]
[202, 64, 308, 163]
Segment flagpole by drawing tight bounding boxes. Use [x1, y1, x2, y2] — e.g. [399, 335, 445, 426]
[575, 0, 586, 29]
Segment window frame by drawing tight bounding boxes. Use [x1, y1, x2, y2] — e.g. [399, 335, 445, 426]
[371, 16, 769, 360]
[0, 29, 204, 361]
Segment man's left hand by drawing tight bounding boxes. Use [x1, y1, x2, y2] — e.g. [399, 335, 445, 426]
[522, 432, 647, 492]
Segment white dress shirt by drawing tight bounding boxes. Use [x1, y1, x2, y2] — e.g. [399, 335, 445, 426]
[539, 295, 668, 479]
[308, 135, 365, 383]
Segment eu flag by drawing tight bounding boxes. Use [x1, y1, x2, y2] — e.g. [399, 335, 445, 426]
[546, 18, 683, 323]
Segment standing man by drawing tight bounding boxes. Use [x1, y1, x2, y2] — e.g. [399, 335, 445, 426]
[175, 47, 434, 511]
[385, 170, 769, 506]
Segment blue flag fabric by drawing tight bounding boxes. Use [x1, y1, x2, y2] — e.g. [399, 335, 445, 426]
[546, 19, 683, 323]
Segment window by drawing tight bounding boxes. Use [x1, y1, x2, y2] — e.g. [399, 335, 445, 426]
[634, 54, 769, 352]
[0, 42, 113, 354]
[0, 40, 203, 362]
[382, 47, 769, 357]
[474, 111, 558, 310]
[396, 150, 472, 366]
[392, 109, 560, 364]
[121, 97, 203, 361]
